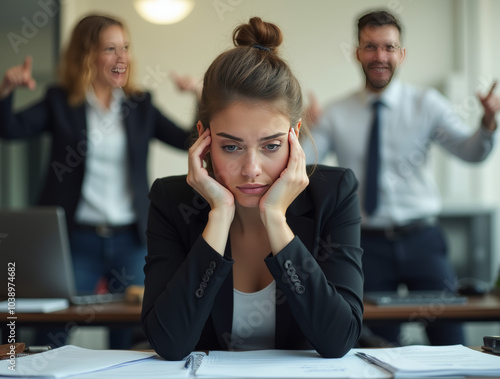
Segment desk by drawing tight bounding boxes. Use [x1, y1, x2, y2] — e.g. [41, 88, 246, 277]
[363, 293, 500, 324]
[2, 295, 500, 344]
[1, 345, 497, 379]
[1, 302, 142, 344]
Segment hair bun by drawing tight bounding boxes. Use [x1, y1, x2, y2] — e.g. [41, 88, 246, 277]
[232, 17, 283, 53]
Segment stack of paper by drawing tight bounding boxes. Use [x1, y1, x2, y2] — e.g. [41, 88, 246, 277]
[355, 344, 500, 378]
[2, 344, 500, 378]
[0, 345, 157, 378]
[0, 298, 69, 313]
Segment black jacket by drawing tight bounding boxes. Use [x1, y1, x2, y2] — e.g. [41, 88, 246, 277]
[0, 87, 191, 242]
[141, 166, 364, 360]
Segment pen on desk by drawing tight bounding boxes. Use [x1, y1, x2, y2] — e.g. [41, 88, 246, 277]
[356, 352, 377, 364]
[184, 354, 193, 369]
[355, 352, 378, 365]
[355, 352, 393, 373]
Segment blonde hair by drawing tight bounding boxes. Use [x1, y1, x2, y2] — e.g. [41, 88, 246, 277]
[59, 14, 140, 105]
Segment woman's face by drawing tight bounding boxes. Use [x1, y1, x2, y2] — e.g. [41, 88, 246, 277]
[93, 25, 129, 90]
[207, 101, 292, 208]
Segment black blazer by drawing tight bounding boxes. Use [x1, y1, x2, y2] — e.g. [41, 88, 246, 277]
[142, 166, 364, 361]
[0, 87, 191, 242]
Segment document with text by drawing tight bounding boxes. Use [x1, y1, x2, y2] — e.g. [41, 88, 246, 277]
[0, 345, 157, 378]
[195, 349, 390, 378]
[2, 344, 499, 378]
[355, 344, 500, 378]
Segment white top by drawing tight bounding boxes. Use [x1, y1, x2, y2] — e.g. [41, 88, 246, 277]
[304, 80, 496, 227]
[231, 280, 276, 350]
[74, 88, 136, 226]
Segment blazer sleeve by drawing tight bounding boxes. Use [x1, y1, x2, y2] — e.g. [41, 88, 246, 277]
[141, 177, 233, 361]
[265, 168, 364, 358]
[0, 92, 51, 139]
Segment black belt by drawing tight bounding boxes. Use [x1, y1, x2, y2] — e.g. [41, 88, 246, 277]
[75, 223, 136, 238]
[361, 217, 437, 240]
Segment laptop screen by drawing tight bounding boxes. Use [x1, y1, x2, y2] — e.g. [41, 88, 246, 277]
[0, 207, 77, 300]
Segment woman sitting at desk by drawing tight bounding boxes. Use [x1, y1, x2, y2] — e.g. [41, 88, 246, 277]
[141, 17, 364, 361]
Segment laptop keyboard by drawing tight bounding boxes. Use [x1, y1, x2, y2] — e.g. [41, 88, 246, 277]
[71, 293, 125, 305]
[364, 291, 468, 306]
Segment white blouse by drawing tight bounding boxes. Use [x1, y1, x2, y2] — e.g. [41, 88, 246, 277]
[75, 88, 135, 226]
[231, 280, 276, 350]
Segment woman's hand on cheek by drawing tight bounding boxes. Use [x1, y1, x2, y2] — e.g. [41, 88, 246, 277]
[186, 128, 235, 212]
[259, 129, 309, 224]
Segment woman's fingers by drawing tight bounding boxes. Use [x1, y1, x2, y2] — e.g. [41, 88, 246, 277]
[285, 128, 308, 186]
[187, 128, 211, 184]
[260, 129, 308, 215]
[22, 56, 36, 90]
[188, 128, 210, 167]
[1, 56, 37, 98]
[187, 128, 235, 210]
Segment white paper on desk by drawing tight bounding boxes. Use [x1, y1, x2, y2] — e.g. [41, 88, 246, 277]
[68, 355, 189, 379]
[196, 349, 390, 378]
[0, 345, 157, 378]
[0, 298, 69, 313]
[356, 344, 500, 378]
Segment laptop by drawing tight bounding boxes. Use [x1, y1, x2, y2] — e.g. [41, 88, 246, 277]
[0, 207, 124, 305]
[364, 290, 468, 306]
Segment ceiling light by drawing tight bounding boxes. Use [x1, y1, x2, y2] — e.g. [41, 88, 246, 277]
[134, 0, 194, 25]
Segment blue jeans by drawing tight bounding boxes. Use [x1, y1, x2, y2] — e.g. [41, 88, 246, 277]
[361, 225, 465, 346]
[70, 227, 146, 293]
[37, 226, 146, 348]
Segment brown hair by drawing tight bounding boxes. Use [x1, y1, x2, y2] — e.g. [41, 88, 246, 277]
[198, 17, 303, 133]
[197, 17, 316, 171]
[357, 10, 403, 43]
[59, 14, 140, 105]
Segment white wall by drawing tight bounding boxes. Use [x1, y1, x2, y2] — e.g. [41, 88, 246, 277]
[59, 0, 465, 183]
[3, 0, 500, 211]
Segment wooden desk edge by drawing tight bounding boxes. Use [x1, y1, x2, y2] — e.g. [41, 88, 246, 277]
[1, 294, 499, 323]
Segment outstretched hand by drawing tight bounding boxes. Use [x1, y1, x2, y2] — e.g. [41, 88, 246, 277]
[477, 81, 500, 131]
[170, 71, 201, 100]
[0, 56, 37, 100]
[303, 91, 322, 128]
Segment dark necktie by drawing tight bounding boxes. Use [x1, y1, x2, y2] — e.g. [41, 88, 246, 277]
[364, 100, 383, 215]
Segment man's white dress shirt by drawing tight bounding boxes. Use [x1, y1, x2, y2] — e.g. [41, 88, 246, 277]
[304, 80, 496, 227]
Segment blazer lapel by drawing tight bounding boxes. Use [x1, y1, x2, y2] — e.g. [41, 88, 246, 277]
[69, 103, 87, 142]
[122, 100, 138, 165]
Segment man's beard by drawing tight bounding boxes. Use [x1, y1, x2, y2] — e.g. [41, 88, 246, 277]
[362, 64, 395, 91]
